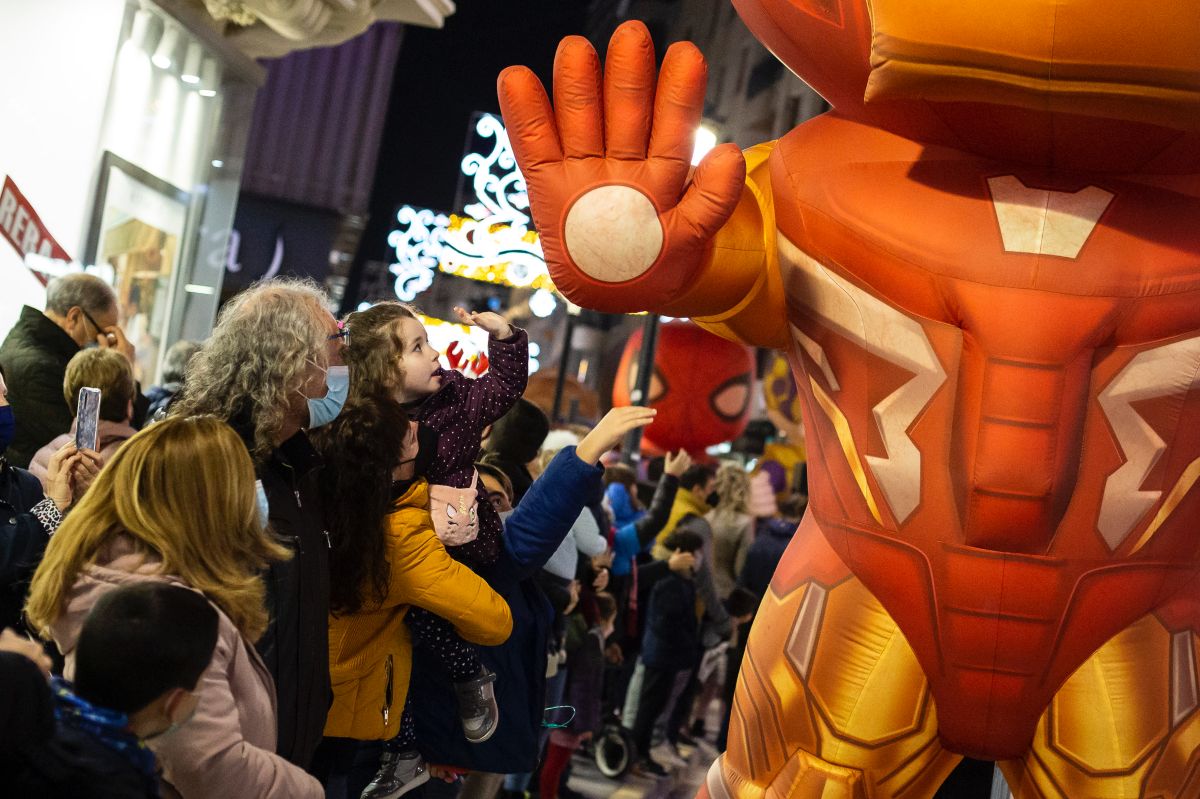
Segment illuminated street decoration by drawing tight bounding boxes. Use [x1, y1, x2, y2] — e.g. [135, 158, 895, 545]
[387, 205, 449, 302]
[417, 314, 491, 377]
[418, 313, 538, 378]
[439, 114, 549, 288]
[386, 114, 552, 301]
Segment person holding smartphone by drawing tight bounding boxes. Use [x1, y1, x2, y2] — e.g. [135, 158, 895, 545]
[0, 369, 100, 634]
[28, 349, 135, 498]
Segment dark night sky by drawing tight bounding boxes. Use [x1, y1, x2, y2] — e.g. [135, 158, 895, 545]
[356, 2, 590, 267]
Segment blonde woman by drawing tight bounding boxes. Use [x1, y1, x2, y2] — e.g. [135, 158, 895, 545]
[706, 462, 753, 599]
[171, 278, 344, 770]
[25, 416, 323, 798]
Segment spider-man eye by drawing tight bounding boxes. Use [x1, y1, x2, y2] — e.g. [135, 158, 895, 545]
[710, 374, 751, 423]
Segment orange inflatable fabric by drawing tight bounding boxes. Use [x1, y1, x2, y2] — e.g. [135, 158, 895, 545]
[612, 320, 755, 458]
[498, 3, 1200, 797]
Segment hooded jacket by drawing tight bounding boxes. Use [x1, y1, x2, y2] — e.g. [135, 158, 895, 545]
[47, 535, 322, 798]
[605, 482, 644, 531]
[324, 478, 513, 741]
[739, 517, 798, 599]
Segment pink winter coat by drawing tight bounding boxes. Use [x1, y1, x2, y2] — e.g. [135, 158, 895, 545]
[48, 534, 322, 798]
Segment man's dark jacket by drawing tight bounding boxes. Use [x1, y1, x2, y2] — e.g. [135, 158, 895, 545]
[256, 431, 331, 770]
[0, 306, 79, 467]
[0, 306, 149, 468]
[641, 572, 700, 671]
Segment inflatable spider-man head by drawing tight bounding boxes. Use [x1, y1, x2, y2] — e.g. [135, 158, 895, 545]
[613, 321, 755, 457]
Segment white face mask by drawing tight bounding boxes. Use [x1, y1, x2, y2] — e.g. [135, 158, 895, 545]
[308, 365, 350, 428]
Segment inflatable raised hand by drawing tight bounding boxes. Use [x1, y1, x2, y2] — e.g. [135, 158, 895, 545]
[500, 4, 1200, 797]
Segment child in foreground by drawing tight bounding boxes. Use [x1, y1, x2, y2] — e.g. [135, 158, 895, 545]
[4, 582, 218, 797]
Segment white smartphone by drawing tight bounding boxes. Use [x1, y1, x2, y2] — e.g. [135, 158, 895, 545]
[76, 387, 101, 452]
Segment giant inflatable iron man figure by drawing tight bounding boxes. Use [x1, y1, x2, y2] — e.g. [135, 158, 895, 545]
[498, 2, 1200, 796]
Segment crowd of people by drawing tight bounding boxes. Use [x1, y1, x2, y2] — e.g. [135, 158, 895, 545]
[0, 273, 806, 799]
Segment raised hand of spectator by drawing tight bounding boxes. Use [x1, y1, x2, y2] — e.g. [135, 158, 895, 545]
[72, 448, 103, 498]
[453, 305, 513, 340]
[605, 641, 624, 665]
[664, 449, 692, 477]
[47, 443, 103, 506]
[592, 567, 610, 592]
[592, 550, 614, 570]
[576, 406, 657, 465]
[0, 628, 51, 678]
[668, 550, 696, 575]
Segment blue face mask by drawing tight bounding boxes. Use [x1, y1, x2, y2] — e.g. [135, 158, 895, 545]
[0, 405, 14, 454]
[308, 365, 349, 429]
[254, 480, 270, 530]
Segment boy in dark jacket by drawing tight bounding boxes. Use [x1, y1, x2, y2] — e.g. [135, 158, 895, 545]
[630, 528, 706, 777]
[2, 582, 219, 798]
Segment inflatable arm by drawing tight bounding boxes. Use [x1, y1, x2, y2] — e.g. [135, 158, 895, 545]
[498, 21, 789, 350]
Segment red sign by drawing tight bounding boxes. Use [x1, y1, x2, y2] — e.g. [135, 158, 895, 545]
[0, 176, 71, 284]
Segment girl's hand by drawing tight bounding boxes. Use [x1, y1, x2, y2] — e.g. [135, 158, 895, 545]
[453, 306, 513, 340]
[576, 406, 656, 465]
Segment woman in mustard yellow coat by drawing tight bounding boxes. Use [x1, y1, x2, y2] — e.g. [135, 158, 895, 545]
[310, 303, 515, 796]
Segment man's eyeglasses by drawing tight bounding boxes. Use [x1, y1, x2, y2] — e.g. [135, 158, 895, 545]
[79, 307, 113, 342]
[328, 321, 350, 348]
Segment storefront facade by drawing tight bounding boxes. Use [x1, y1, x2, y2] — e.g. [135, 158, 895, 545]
[0, 0, 264, 382]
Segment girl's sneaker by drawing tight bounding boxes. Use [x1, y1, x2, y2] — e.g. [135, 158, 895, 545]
[454, 666, 500, 743]
[360, 750, 430, 799]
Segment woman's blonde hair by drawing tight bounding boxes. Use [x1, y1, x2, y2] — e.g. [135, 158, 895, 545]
[171, 278, 332, 459]
[26, 416, 289, 642]
[711, 462, 750, 516]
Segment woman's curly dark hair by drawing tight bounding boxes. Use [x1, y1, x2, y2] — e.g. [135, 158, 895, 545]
[312, 302, 417, 615]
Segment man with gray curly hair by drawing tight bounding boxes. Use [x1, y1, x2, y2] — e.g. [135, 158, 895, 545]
[172, 277, 344, 772]
[0, 273, 143, 467]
